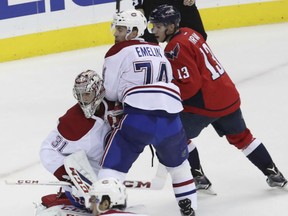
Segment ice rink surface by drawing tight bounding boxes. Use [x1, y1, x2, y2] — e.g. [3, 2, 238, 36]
[1, 22, 288, 215]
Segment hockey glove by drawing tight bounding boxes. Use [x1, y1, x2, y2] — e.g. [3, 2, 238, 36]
[106, 102, 123, 128]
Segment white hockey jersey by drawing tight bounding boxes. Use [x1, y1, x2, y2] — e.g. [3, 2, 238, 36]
[40, 102, 111, 176]
[103, 39, 183, 114]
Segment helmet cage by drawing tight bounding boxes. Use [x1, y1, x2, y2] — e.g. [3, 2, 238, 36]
[111, 9, 147, 38]
[73, 70, 105, 118]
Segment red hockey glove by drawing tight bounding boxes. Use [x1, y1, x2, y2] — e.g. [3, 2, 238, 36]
[106, 102, 124, 128]
[53, 165, 73, 184]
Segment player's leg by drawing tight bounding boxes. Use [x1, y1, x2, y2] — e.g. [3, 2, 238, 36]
[155, 115, 197, 216]
[98, 113, 154, 181]
[180, 112, 215, 190]
[212, 108, 287, 187]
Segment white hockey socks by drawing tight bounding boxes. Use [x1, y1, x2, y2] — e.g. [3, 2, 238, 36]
[166, 160, 197, 210]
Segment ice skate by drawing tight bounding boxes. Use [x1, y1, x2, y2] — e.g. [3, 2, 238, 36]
[192, 167, 217, 195]
[266, 165, 287, 188]
[178, 198, 195, 216]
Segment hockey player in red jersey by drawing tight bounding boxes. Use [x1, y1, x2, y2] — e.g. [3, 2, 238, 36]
[148, 4, 287, 190]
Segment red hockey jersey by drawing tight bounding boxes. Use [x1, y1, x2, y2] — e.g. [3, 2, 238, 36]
[165, 27, 240, 117]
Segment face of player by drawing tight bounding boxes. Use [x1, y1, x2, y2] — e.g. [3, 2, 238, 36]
[149, 23, 167, 42]
[89, 196, 110, 216]
[113, 26, 137, 44]
[149, 22, 175, 43]
[77, 91, 96, 106]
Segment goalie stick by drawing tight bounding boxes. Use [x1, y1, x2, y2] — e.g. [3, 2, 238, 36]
[6, 149, 168, 191]
[5, 152, 168, 190]
[5, 176, 166, 190]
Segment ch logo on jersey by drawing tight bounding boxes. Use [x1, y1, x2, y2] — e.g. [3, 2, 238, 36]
[165, 43, 180, 60]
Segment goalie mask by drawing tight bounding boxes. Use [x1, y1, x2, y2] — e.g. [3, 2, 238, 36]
[86, 178, 127, 214]
[73, 70, 105, 118]
[111, 9, 147, 39]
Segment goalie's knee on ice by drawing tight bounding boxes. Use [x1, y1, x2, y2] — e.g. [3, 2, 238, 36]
[226, 128, 254, 149]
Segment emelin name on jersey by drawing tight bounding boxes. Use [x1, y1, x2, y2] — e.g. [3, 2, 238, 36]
[135, 46, 162, 58]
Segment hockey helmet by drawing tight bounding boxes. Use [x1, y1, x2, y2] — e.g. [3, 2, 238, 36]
[149, 4, 181, 28]
[86, 178, 127, 213]
[111, 9, 147, 38]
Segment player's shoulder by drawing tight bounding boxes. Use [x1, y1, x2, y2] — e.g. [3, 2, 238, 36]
[105, 39, 152, 58]
[170, 27, 204, 44]
[57, 104, 96, 141]
[165, 28, 204, 59]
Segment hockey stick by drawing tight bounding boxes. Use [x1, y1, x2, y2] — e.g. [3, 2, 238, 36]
[116, 0, 120, 12]
[124, 163, 167, 190]
[5, 179, 71, 186]
[5, 162, 168, 189]
[5, 177, 165, 190]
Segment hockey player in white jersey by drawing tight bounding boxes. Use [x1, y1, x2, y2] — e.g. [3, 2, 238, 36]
[39, 70, 117, 209]
[37, 70, 150, 216]
[98, 9, 197, 216]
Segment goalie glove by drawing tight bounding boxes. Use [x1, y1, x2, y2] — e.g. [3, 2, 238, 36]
[53, 165, 86, 208]
[54, 165, 73, 184]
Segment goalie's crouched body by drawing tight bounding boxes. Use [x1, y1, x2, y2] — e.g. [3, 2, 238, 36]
[37, 70, 125, 214]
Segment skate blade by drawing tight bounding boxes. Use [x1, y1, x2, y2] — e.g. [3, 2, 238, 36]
[197, 186, 217, 195]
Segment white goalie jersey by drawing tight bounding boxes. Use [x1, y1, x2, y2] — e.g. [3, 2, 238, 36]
[40, 103, 111, 177]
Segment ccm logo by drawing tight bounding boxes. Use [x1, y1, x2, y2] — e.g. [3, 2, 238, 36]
[69, 167, 90, 193]
[124, 180, 151, 188]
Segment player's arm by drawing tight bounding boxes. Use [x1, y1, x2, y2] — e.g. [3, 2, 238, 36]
[40, 130, 67, 175]
[102, 56, 122, 102]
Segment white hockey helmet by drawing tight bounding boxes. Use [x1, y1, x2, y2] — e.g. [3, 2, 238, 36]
[86, 178, 127, 213]
[73, 70, 105, 118]
[111, 9, 147, 38]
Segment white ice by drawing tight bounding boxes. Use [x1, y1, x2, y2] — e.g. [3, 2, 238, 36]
[1, 22, 288, 216]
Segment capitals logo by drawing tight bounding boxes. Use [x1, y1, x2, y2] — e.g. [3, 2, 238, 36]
[165, 43, 180, 60]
